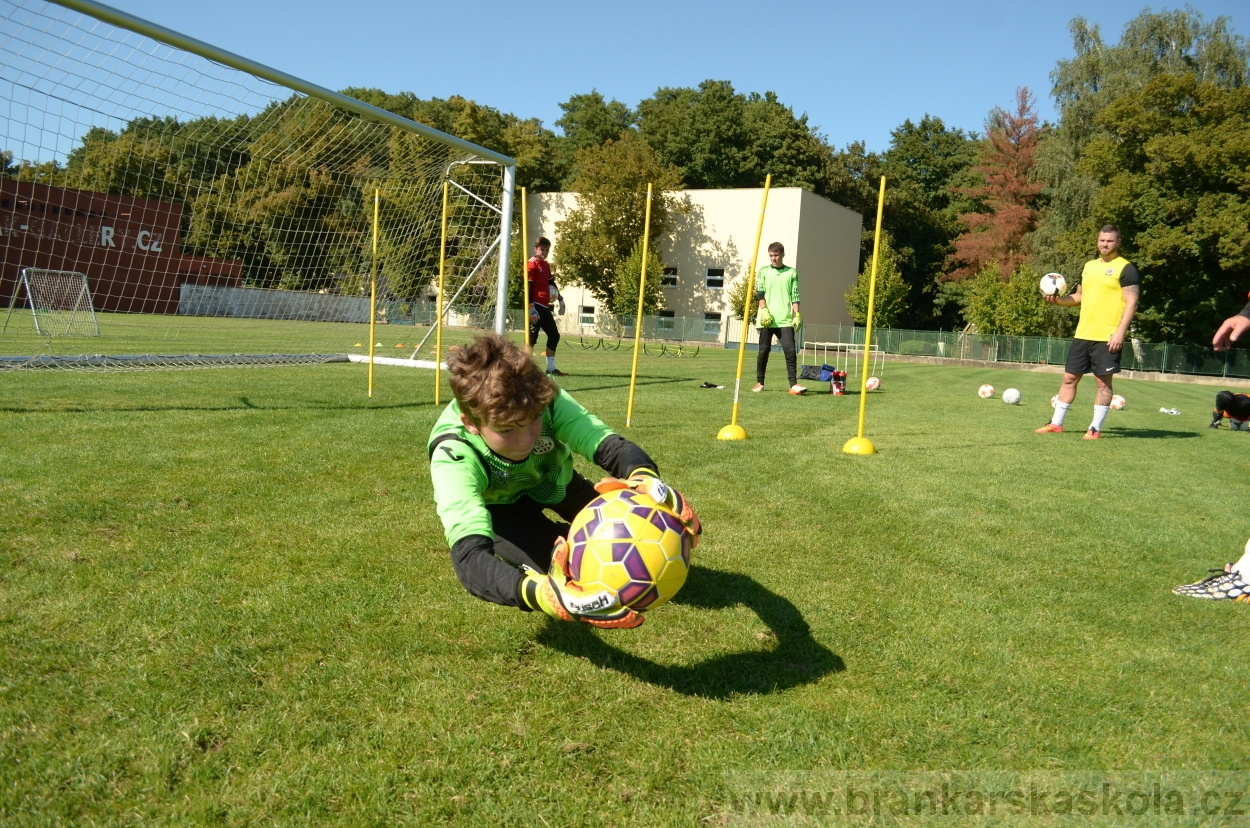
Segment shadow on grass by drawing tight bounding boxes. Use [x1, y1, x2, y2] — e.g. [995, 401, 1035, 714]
[1108, 427, 1199, 439]
[536, 566, 844, 698]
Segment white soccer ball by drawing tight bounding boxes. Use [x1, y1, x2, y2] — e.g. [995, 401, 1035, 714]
[1002, 388, 1021, 405]
[1051, 395, 1060, 408]
[1231, 418, 1250, 432]
[978, 384, 995, 399]
[866, 376, 880, 391]
[1110, 394, 1126, 410]
[1039, 272, 1068, 297]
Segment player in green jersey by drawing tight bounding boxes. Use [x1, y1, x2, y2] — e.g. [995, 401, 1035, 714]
[752, 242, 806, 395]
[427, 333, 700, 628]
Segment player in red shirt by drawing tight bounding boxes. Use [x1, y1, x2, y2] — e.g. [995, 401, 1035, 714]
[527, 237, 566, 376]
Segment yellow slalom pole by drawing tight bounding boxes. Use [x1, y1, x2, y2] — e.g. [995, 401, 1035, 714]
[843, 176, 886, 455]
[435, 180, 449, 407]
[521, 187, 530, 353]
[718, 174, 771, 441]
[626, 184, 653, 427]
[368, 188, 379, 398]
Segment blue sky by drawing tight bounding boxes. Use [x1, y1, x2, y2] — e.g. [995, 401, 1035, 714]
[78, 0, 1249, 152]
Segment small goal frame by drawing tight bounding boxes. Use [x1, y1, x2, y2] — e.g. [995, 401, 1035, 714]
[3, 268, 102, 337]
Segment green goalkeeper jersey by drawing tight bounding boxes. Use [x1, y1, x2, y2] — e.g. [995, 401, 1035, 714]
[755, 265, 800, 327]
[427, 388, 616, 549]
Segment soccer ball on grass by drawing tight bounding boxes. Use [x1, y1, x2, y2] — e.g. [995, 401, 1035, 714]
[866, 376, 880, 391]
[1002, 388, 1021, 405]
[567, 488, 690, 612]
[1110, 394, 1126, 410]
[978, 384, 995, 399]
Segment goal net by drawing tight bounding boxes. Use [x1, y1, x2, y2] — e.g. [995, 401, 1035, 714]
[4, 268, 100, 336]
[0, 0, 514, 372]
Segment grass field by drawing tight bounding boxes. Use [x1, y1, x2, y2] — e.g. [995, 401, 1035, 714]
[2, 344, 1248, 825]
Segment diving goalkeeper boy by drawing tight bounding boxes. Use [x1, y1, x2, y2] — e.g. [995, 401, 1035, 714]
[427, 333, 700, 629]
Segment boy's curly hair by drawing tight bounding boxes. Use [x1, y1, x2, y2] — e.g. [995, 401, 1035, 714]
[447, 333, 556, 426]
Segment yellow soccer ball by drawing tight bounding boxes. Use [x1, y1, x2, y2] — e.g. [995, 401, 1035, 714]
[567, 488, 691, 611]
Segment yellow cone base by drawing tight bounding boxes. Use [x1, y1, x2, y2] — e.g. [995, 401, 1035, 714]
[717, 424, 747, 441]
[842, 437, 876, 455]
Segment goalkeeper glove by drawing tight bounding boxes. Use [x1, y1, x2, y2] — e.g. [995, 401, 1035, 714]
[518, 538, 644, 629]
[595, 470, 702, 547]
[757, 307, 775, 329]
[791, 311, 802, 331]
[557, 297, 566, 315]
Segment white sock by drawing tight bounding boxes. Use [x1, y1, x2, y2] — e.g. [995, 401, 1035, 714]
[1090, 405, 1110, 432]
[546, 355, 556, 371]
[1051, 401, 1070, 427]
[1232, 539, 1250, 577]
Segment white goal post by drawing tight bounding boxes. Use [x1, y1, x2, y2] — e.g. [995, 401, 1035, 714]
[0, 0, 516, 372]
[3, 268, 100, 336]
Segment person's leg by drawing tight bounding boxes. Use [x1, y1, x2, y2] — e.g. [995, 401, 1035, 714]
[1088, 374, 1113, 435]
[543, 309, 561, 371]
[755, 327, 775, 387]
[527, 306, 540, 351]
[1044, 373, 1081, 428]
[779, 326, 798, 388]
[487, 497, 568, 574]
[1085, 341, 1121, 437]
[1042, 340, 1093, 431]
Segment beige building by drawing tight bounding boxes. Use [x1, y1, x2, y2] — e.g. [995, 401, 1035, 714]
[526, 187, 862, 345]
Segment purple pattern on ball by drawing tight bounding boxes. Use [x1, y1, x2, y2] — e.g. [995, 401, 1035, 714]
[611, 541, 635, 562]
[680, 534, 691, 566]
[648, 509, 683, 534]
[569, 544, 585, 577]
[618, 580, 648, 605]
[631, 585, 659, 610]
[622, 548, 651, 580]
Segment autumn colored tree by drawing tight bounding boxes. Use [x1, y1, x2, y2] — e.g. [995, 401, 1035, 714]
[947, 88, 1046, 283]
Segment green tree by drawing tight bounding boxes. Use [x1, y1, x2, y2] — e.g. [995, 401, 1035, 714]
[1080, 74, 1250, 343]
[741, 92, 829, 190]
[878, 116, 980, 327]
[340, 88, 563, 191]
[637, 80, 752, 188]
[1051, 10, 1248, 145]
[551, 90, 634, 187]
[962, 263, 1056, 335]
[610, 241, 666, 316]
[555, 133, 684, 308]
[845, 232, 908, 328]
[1032, 8, 1249, 285]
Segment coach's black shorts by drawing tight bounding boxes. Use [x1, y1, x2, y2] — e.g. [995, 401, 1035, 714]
[1065, 338, 1121, 376]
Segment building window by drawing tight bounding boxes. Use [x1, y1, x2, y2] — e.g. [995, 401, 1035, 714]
[703, 312, 722, 335]
[580, 305, 595, 326]
[657, 310, 675, 334]
[661, 267, 677, 287]
[705, 268, 724, 289]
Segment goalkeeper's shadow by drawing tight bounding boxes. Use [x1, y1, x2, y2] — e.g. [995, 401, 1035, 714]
[536, 566, 844, 699]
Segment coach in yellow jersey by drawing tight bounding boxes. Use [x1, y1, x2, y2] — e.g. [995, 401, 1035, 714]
[1035, 225, 1140, 440]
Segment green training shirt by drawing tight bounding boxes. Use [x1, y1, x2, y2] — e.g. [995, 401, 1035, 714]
[755, 265, 801, 327]
[427, 388, 616, 549]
